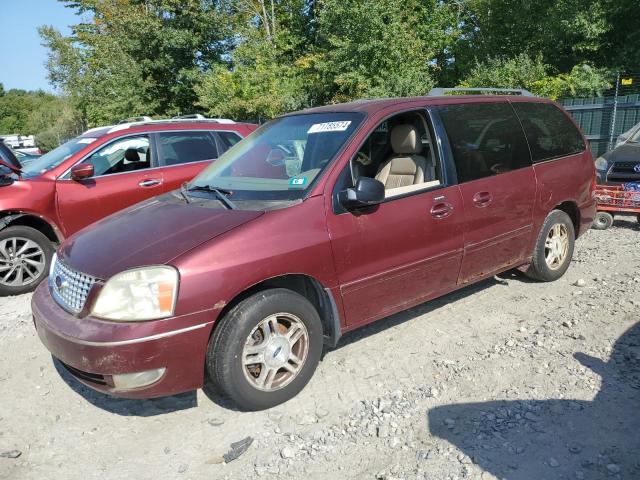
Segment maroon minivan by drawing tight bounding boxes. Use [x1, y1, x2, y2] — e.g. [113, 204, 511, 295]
[32, 95, 596, 410]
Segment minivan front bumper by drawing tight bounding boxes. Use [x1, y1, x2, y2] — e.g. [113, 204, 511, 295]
[32, 282, 214, 399]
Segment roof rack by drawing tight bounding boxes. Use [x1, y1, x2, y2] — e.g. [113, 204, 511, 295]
[117, 116, 153, 124]
[428, 87, 534, 97]
[172, 113, 206, 120]
[102, 117, 236, 135]
[83, 116, 238, 136]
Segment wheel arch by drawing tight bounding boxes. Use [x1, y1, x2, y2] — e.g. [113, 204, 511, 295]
[553, 200, 580, 234]
[212, 274, 342, 348]
[0, 212, 62, 244]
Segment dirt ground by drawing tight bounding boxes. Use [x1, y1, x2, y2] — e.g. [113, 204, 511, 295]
[1, 216, 639, 480]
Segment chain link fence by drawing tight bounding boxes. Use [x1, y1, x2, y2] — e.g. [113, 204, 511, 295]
[560, 72, 640, 157]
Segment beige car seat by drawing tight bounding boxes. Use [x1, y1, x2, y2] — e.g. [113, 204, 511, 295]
[375, 124, 435, 189]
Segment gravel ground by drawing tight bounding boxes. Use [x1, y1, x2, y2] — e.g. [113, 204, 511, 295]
[1, 216, 639, 480]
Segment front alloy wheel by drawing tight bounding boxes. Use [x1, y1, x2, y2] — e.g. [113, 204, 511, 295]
[242, 313, 309, 392]
[206, 288, 323, 411]
[0, 226, 53, 296]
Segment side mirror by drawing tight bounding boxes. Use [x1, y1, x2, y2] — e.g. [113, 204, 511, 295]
[70, 163, 94, 181]
[338, 177, 385, 209]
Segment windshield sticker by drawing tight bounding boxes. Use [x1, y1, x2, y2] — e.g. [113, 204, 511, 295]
[77, 138, 97, 144]
[289, 177, 307, 187]
[307, 121, 352, 134]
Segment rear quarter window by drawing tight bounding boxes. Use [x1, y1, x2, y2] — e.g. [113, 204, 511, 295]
[512, 102, 585, 163]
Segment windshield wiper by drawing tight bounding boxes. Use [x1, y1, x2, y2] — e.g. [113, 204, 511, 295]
[179, 182, 192, 204]
[187, 184, 237, 210]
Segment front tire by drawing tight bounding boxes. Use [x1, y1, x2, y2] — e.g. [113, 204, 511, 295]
[525, 210, 575, 282]
[206, 288, 323, 411]
[0, 226, 54, 296]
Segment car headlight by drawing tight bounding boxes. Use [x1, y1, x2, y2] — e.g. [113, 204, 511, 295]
[91, 266, 178, 321]
[594, 156, 608, 171]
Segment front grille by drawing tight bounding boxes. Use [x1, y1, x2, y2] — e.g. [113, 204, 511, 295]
[608, 161, 640, 183]
[49, 256, 97, 314]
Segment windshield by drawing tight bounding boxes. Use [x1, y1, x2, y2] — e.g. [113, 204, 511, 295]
[630, 126, 640, 143]
[21, 137, 97, 178]
[189, 112, 364, 201]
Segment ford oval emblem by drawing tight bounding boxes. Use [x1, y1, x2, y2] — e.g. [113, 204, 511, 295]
[634, 163, 640, 173]
[55, 275, 67, 295]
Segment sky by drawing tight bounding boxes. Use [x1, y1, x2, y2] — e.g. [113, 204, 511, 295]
[0, 0, 81, 92]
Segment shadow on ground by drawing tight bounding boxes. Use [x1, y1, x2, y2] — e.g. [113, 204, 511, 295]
[334, 276, 505, 350]
[612, 216, 640, 231]
[53, 358, 197, 416]
[428, 322, 640, 479]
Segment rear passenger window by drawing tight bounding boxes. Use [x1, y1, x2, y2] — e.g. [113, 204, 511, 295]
[217, 131, 242, 151]
[157, 131, 218, 166]
[512, 102, 585, 162]
[437, 103, 531, 183]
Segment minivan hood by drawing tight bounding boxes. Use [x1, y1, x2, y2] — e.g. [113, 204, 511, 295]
[60, 196, 263, 279]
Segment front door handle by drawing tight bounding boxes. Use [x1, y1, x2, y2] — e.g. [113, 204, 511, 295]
[473, 191, 493, 207]
[138, 179, 162, 188]
[430, 202, 453, 219]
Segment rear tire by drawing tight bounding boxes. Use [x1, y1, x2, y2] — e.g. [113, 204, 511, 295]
[525, 210, 575, 282]
[592, 211, 614, 230]
[206, 288, 323, 411]
[0, 226, 54, 296]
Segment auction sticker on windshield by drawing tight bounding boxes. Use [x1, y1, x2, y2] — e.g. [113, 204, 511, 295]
[308, 121, 352, 134]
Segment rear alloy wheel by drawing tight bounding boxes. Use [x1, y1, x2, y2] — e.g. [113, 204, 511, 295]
[0, 226, 54, 296]
[592, 211, 614, 230]
[526, 210, 575, 282]
[206, 288, 323, 411]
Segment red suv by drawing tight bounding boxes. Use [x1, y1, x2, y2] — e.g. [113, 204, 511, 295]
[32, 95, 596, 410]
[0, 119, 256, 295]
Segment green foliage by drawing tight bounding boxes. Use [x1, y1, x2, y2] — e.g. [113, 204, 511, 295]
[195, 0, 314, 120]
[0, 87, 82, 150]
[452, 0, 609, 76]
[459, 54, 549, 93]
[13, 0, 638, 139]
[460, 54, 612, 99]
[41, 0, 230, 126]
[312, 0, 446, 102]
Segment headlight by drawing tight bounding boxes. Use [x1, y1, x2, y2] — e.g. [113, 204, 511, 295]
[91, 266, 178, 321]
[594, 156, 608, 171]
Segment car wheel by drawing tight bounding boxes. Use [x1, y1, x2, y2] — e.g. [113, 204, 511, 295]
[0, 226, 54, 296]
[206, 288, 323, 411]
[592, 211, 614, 230]
[525, 210, 575, 282]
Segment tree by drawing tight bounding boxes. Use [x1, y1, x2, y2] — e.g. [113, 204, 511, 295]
[459, 54, 612, 99]
[41, 0, 231, 125]
[313, 0, 455, 102]
[450, 0, 609, 79]
[196, 0, 315, 119]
